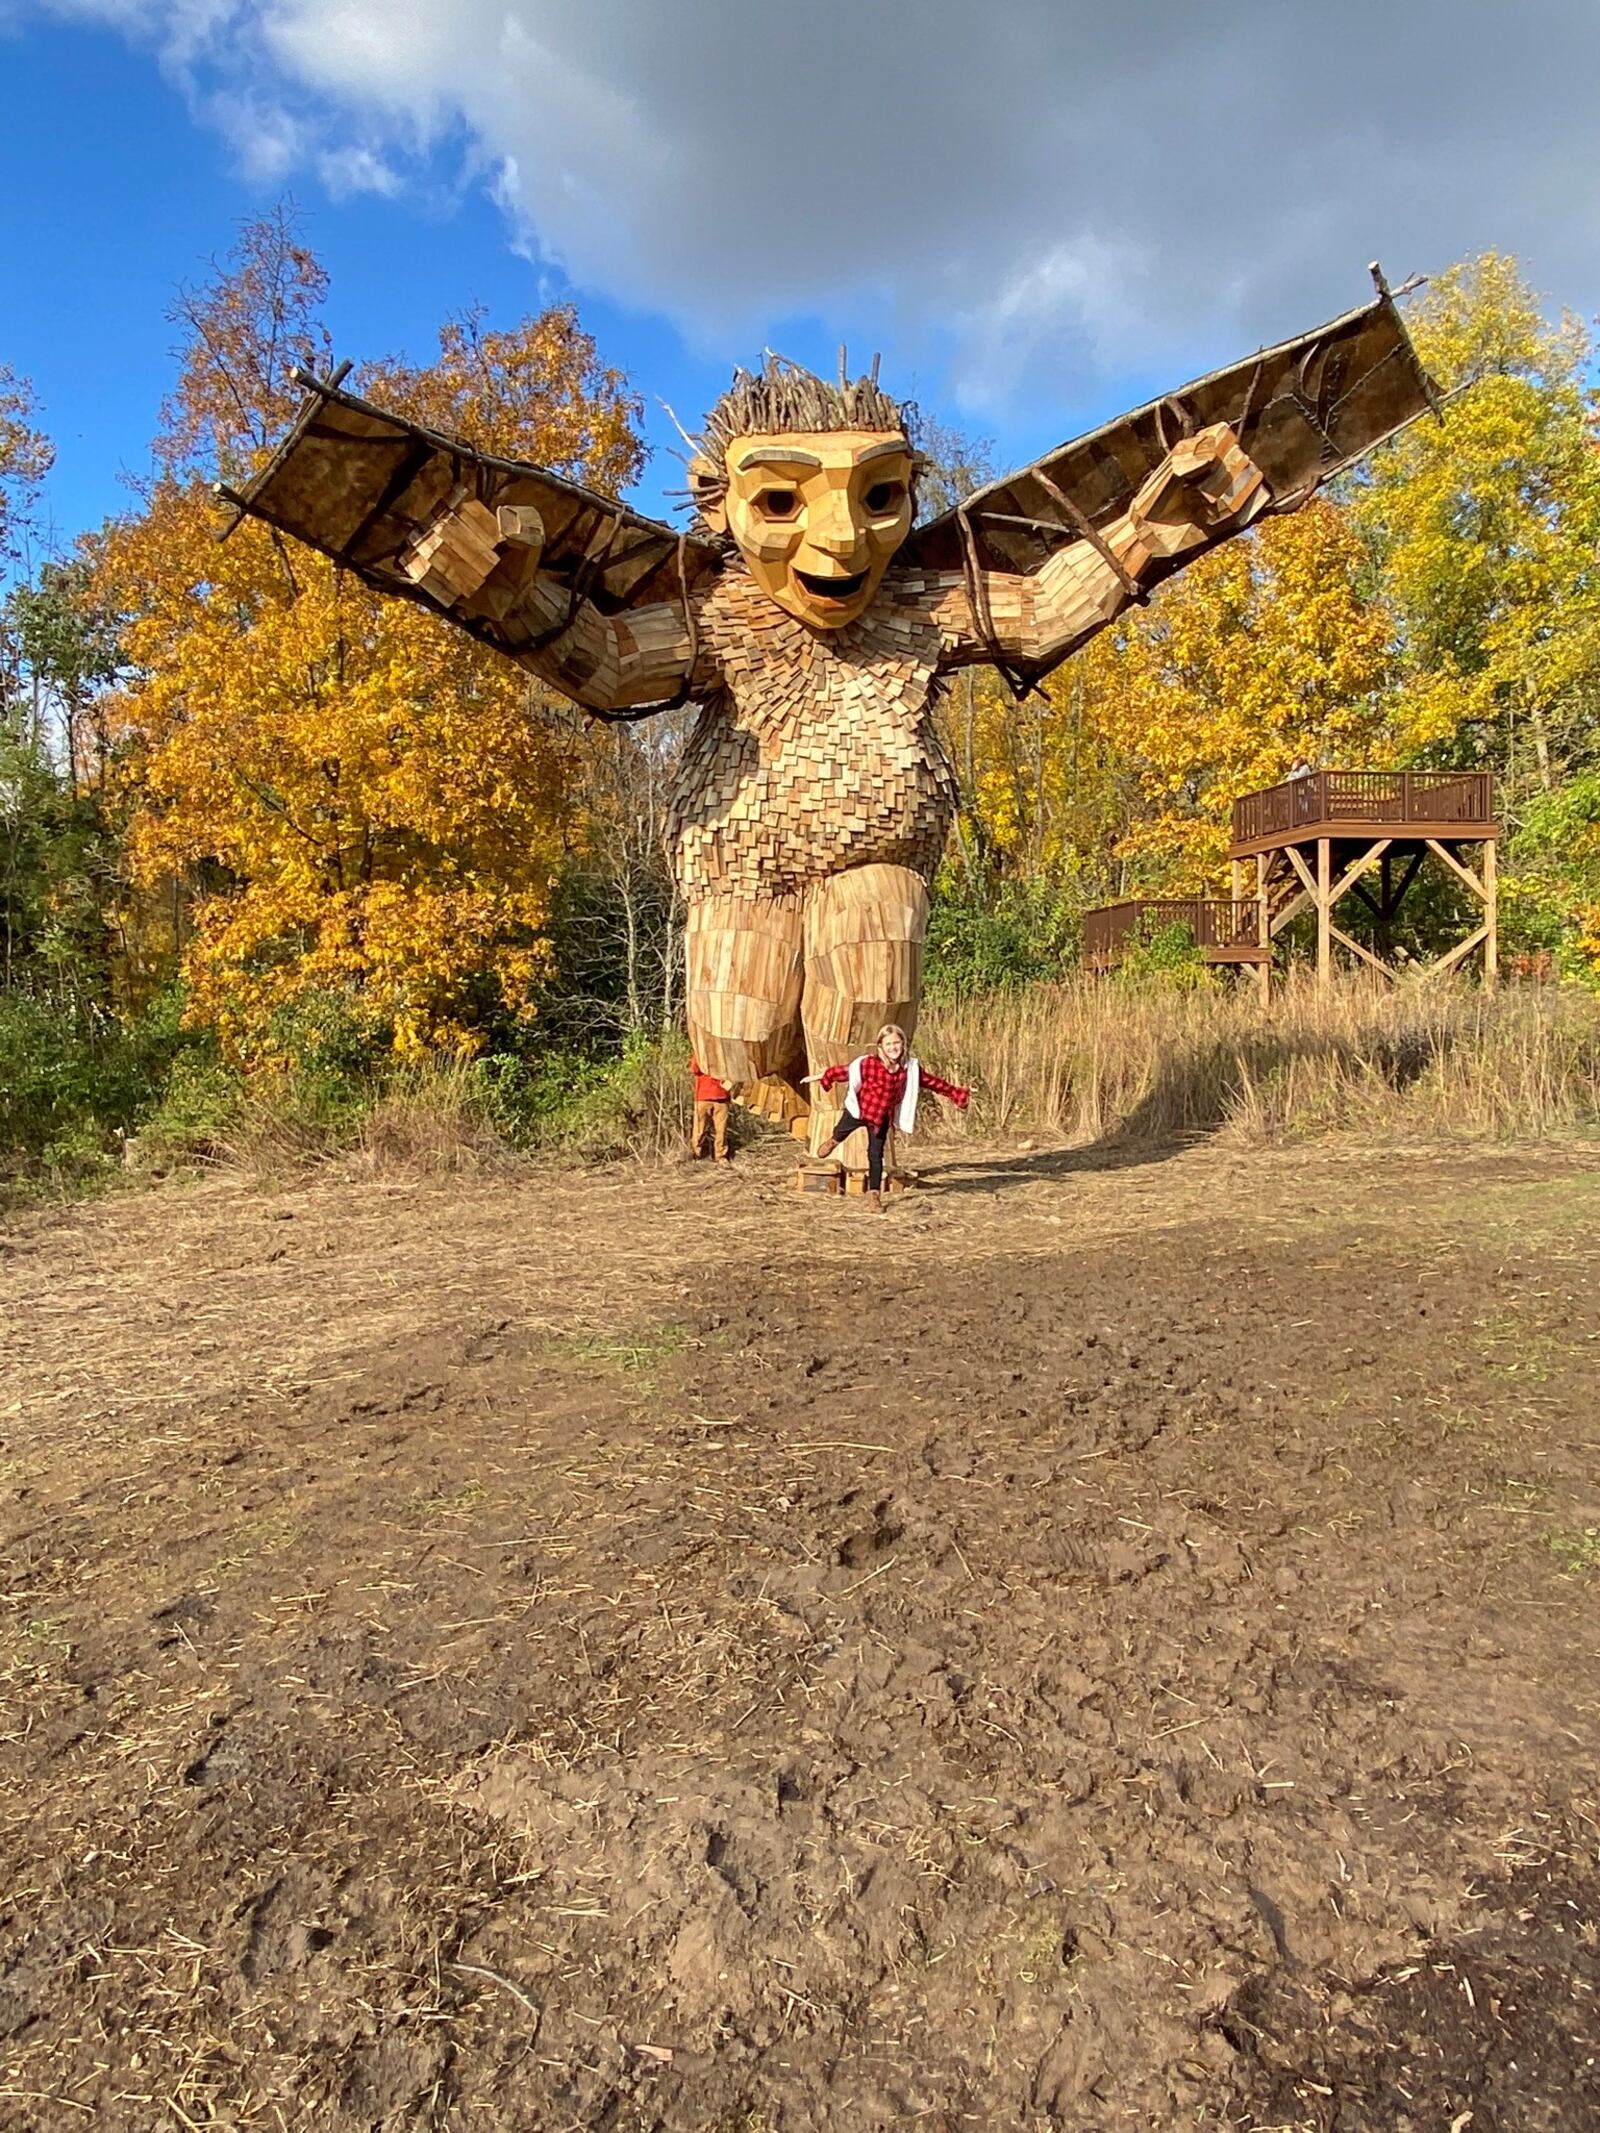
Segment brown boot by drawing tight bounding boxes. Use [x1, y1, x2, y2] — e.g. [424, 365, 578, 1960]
[866, 1188, 884, 1213]
[815, 1136, 839, 1160]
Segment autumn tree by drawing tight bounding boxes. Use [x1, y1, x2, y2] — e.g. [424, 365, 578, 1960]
[6, 560, 122, 790]
[0, 364, 52, 579]
[540, 715, 689, 1043]
[1351, 252, 1600, 799]
[1, 562, 125, 1006]
[1348, 253, 1600, 973]
[0, 386, 117, 1013]
[951, 498, 1395, 906]
[1100, 499, 1397, 886]
[95, 208, 645, 1060]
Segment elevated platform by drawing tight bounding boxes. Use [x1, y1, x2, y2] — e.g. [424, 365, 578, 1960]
[1229, 769, 1499, 989]
[1086, 774, 1500, 993]
[1229, 770, 1496, 858]
[1083, 898, 1272, 972]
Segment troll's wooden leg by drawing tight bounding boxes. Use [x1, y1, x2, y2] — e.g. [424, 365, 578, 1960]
[802, 865, 928, 1169]
[684, 892, 805, 1092]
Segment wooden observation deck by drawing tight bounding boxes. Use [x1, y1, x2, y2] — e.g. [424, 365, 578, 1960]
[1083, 898, 1271, 972]
[1229, 769, 1499, 992]
[1083, 772, 1500, 994]
[1230, 770, 1496, 854]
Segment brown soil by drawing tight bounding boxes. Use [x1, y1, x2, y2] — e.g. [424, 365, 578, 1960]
[2, 1132, 1599, 2131]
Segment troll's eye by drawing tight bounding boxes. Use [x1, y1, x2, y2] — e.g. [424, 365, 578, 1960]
[755, 488, 799, 520]
[865, 480, 905, 515]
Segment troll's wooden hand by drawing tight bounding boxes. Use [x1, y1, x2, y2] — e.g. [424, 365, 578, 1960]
[1126, 422, 1267, 563]
[400, 497, 547, 609]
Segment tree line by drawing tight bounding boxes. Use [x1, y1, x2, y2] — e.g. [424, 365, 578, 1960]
[3, 221, 1599, 1181]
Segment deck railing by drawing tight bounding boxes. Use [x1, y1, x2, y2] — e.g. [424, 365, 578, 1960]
[1231, 770, 1495, 847]
[1083, 899, 1264, 966]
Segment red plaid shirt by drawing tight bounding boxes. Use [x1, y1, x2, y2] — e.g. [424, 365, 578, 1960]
[818, 1056, 970, 1129]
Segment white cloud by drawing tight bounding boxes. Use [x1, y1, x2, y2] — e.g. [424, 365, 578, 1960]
[203, 84, 304, 182]
[950, 234, 1153, 412]
[27, 0, 1600, 413]
[316, 141, 399, 198]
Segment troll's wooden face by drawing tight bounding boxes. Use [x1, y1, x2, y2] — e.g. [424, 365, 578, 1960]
[702, 430, 916, 630]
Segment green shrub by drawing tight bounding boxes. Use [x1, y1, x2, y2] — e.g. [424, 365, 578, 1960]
[1114, 919, 1215, 991]
[135, 1047, 245, 1164]
[926, 878, 1078, 998]
[0, 987, 205, 1193]
[473, 1031, 692, 1158]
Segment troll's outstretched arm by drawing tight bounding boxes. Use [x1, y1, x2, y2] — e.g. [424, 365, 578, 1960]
[400, 498, 703, 715]
[932, 423, 1267, 673]
[223, 373, 718, 719]
[907, 279, 1440, 684]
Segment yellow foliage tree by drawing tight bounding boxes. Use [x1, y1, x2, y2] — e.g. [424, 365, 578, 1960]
[955, 498, 1395, 899]
[1350, 252, 1600, 795]
[1097, 499, 1396, 887]
[94, 208, 644, 1061]
[1346, 253, 1600, 977]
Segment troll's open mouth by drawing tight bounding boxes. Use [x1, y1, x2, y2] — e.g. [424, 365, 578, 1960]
[795, 568, 869, 604]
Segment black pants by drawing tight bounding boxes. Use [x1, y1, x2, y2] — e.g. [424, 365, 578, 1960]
[831, 1107, 890, 1189]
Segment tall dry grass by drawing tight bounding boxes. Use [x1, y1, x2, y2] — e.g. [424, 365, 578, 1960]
[352, 1062, 519, 1176]
[157, 978, 1600, 1188]
[348, 1044, 698, 1174]
[919, 975, 1600, 1146]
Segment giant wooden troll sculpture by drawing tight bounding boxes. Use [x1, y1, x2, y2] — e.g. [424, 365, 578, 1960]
[228, 270, 1435, 1158]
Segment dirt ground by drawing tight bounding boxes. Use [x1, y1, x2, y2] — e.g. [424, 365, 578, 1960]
[2, 1128, 1599, 2132]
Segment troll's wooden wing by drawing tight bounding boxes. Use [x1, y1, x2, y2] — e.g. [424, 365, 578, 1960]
[221, 369, 722, 653]
[903, 277, 1438, 678]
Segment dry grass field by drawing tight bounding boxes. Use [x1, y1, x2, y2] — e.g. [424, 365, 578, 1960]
[3, 1127, 1599, 2129]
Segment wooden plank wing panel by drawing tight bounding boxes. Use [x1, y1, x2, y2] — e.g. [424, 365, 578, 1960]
[903, 285, 1438, 590]
[223, 376, 723, 648]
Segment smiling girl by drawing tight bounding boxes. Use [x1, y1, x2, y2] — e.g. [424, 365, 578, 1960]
[803, 1024, 970, 1211]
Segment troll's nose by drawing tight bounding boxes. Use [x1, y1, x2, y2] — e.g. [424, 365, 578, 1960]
[805, 491, 867, 564]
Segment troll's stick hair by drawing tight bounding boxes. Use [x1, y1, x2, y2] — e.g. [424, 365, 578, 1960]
[688, 352, 908, 523]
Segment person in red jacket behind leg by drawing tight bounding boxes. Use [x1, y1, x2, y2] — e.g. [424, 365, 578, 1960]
[689, 1056, 733, 1161]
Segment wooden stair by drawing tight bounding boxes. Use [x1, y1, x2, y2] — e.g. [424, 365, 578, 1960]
[1266, 869, 1305, 927]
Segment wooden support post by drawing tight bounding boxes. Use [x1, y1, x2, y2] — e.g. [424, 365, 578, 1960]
[1421, 923, 1492, 979]
[1284, 842, 1318, 901]
[1329, 922, 1398, 981]
[1256, 855, 1271, 1006]
[1483, 837, 1498, 989]
[1388, 848, 1425, 918]
[1425, 838, 1491, 902]
[1328, 837, 1391, 913]
[1316, 838, 1332, 987]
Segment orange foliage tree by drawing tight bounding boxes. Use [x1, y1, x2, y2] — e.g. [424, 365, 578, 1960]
[94, 208, 643, 1060]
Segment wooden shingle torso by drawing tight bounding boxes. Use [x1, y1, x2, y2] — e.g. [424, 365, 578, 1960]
[669, 568, 959, 902]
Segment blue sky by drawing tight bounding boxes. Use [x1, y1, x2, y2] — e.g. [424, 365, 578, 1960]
[4, 2, 1599, 556]
[0, 17, 789, 542]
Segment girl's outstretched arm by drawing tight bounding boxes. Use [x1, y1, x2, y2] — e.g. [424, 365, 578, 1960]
[920, 1071, 971, 1108]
